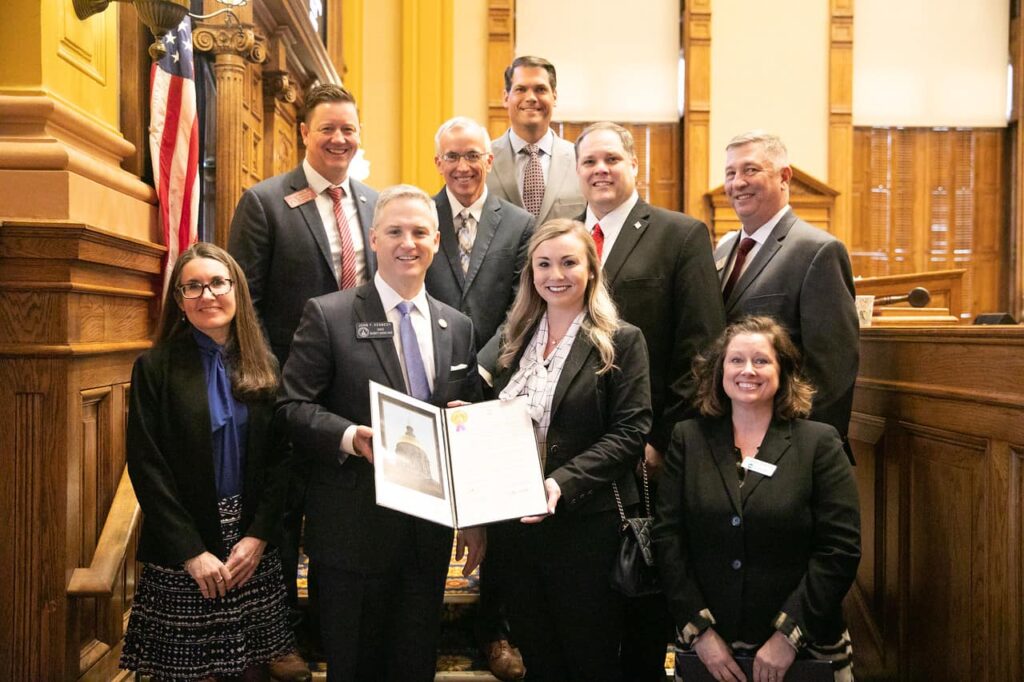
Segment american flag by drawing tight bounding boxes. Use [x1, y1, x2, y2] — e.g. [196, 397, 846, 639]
[150, 16, 200, 295]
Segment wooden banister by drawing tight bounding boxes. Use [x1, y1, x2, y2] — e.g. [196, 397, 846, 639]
[67, 467, 140, 597]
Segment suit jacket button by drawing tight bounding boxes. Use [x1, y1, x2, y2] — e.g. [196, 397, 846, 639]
[731, 515, 741, 527]
[731, 559, 742, 570]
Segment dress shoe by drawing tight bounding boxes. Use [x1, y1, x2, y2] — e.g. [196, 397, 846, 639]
[268, 651, 312, 682]
[484, 639, 526, 681]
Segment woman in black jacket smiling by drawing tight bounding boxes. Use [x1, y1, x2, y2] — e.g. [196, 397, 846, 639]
[491, 219, 652, 682]
[653, 316, 860, 682]
[121, 243, 293, 681]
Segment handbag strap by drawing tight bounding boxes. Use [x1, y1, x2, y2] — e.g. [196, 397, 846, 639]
[611, 459, 652, 522]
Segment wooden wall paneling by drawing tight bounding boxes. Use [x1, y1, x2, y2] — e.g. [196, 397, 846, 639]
[829, 0, 854, 245]
[973, 129, 1007, 314]
[1012, 5, 1024, 319]
[851, 128, 1007, 319]
[0, 221, 162, 678]
[903, 423, 988, 680]
[682, 0, 711, 223]
[486, 0, 514, 140]
[851, 327, 1024, 680]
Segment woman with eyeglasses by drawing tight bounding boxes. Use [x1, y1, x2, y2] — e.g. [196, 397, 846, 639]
[121, 243, 294, 681]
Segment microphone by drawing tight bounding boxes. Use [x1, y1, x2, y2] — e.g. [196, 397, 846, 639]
[874, 287, 931, 308]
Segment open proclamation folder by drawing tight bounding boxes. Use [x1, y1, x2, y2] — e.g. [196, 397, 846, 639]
[369, 380, 549, 527]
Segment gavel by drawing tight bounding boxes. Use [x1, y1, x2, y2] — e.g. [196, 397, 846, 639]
[874, 287, 931, 308]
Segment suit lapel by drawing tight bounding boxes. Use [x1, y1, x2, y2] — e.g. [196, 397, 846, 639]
[549, 333, 594, 420]
[463, 194, 501, 292]
[427, 295, 453, 406]
[351, 178, 377, 276]
[492, 132, 523, 205]
[726, 210, 796, 310]
[537, 133, 573, 222]
[354, 284, 406, 390]
[740, 419, 792, 504]
[289, 167, 336, 281]
[704, 417, 743, 516]
[602, 199, 650, 286]
[435, 192, 467, 289]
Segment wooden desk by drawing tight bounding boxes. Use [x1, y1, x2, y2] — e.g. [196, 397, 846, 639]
[848, 325, 1024, 680]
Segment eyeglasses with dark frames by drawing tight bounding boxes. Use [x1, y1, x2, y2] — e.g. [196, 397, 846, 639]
[178, 278, 234, 299]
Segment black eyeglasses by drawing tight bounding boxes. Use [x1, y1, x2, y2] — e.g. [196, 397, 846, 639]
[441, 151, 487, 164]
[178, 278, 234, 299]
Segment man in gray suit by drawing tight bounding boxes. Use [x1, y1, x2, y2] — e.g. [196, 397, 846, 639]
[716, 130, 858, 458]
[228, 84, 377, 679]
[487, 56, 584, 226]
[426, 116, 534, 353]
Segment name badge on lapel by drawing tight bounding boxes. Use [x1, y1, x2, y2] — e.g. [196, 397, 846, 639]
[284, 187, 317, 208]
[356, 322, 394, 340]
[740, 457, 777, 477]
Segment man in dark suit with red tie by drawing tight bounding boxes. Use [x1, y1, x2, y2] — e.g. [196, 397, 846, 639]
[575, 121, 726, 680]
[227, 84, 378, 679]
[715, 130, 858, 457]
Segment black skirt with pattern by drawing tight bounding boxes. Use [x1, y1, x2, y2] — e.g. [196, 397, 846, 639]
[120, 494, 294, 681]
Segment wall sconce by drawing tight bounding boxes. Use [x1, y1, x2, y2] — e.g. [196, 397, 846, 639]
[73, 0, 248, 61]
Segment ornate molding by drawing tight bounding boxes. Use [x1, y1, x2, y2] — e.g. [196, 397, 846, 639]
[262, 70, 297, 103]
[193, 23, 266, 63]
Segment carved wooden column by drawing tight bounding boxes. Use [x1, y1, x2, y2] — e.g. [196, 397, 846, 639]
[263, 29, 300, 180]
[683, 0, 712, 224]
[193, 23, 266, 247]
[486, 0, 515, 139]
[829, 0, 854, 244]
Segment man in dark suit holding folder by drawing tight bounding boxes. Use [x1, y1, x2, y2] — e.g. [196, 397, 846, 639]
[277, 185, 485, 682]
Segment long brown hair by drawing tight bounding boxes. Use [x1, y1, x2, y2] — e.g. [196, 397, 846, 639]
[156, 243, 278, 399]
[497, 219, 619, 374]
[692, 315, 814, 419]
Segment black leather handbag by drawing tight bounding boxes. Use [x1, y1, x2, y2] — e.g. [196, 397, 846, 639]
[609, 462, 661, 597]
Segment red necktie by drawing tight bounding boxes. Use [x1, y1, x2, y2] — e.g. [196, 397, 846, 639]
[592, 223, 605, 260]
[722, 237, 756, 301]
[325, 186, 358, 290]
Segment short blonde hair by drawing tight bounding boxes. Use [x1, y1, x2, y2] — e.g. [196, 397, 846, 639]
[372, 184, 439, 232]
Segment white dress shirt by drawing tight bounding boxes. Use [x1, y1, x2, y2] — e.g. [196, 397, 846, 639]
[340, 273, 436, 457]
[304, 158, 368, 286]
[509, 128, 554, 198]
[445, 186, 489, 247]
[584, 190, 640, 265]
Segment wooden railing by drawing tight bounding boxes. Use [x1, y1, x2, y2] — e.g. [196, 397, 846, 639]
[67, 467, 140, 598]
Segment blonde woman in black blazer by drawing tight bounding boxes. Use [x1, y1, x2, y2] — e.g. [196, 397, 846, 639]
[653, 316, 860, 682]
[491, 219, 652, 682]
[121, 243, 293, 681]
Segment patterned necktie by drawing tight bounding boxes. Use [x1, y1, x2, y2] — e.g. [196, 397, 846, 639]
[325, 186, 358, 290]
[397, 301, 431, 401]
[522, 144, 545, 216]
[457, 210, 474, 274]
[722, 237, 757, 301]
[592, 223, 605, 261]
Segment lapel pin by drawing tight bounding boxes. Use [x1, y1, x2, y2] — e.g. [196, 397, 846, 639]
[438, 318, 449, 329]
[633, 221, 642, 229]
[359, 195, 367, 203]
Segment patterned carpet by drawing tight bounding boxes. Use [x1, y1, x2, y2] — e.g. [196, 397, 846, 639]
[297, 543, 673, 676]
